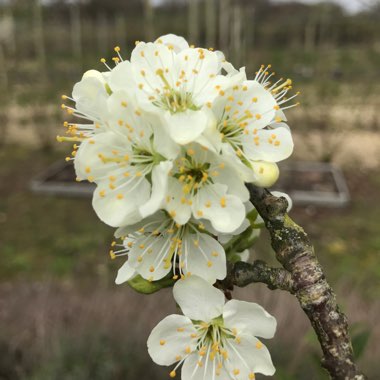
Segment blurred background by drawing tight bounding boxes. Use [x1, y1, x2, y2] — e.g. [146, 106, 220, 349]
[0, 0, 380, 379]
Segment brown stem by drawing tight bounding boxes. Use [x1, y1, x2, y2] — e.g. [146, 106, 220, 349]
[231, 184, 366, 380]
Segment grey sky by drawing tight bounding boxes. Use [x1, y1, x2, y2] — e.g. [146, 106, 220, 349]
[264, 0, 369, 14]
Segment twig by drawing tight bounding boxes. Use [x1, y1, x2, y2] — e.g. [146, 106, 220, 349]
[230, 184, 367, 380]
[232, 260, 294, 292]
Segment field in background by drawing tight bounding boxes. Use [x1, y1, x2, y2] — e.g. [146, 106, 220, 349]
[1, 0, 380, 379]
[1, 145, 379, 379]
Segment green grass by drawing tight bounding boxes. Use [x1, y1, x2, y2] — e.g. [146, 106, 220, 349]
[0, 146, 117, 282]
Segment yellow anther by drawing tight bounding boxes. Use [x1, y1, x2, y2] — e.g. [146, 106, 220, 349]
[207, 261, 213, 267]
[100, 58, 106, 63]
[109, 251, 116, 260]
[149, 266, 155, 273]
[169, 210, 176, 218]
[233, 369, 240, 375]
[114, 46, 121, 52]
[256, 341, 263, 349]
[169, 370, 176, 378]
[116, 193, 124, 200]
[160, 339, 166, 346]
[220, 196, 226, 208]
[196, 210, 203, 217]
[212, 251, 219, 257]
[185, 346, 191, 354]
[137, 256, 143, 263]
[249, 373, 256, 379]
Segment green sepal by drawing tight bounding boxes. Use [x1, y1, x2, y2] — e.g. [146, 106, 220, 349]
[127, 274, 175, 294]
[224, 227, 259, 258]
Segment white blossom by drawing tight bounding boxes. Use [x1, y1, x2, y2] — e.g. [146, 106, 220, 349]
[73, 93, 174, 227]
[114, 212, 227, 283]
[163, 143, 249, 233]
[148, 276, 276, 379]
[107, 36, 244, 146]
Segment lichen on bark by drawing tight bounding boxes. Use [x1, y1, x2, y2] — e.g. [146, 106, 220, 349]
[225, 184, 367, 380]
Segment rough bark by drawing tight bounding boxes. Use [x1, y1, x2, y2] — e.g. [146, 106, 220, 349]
[230, 184, 367, 380]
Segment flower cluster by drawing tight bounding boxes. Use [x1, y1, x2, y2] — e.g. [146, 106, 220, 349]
[58, 34, 298, 379]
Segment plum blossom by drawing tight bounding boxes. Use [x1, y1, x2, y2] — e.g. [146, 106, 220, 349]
[148, 276, 277, 379]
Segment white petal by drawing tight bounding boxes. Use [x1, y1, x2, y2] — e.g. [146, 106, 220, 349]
[193, 183, 246, 233]
[131, 42, 175, 107]
[214, 164, 250, 202]
[181, 353, 200, 380]
[106, 90, 154, 143]
[139, 161, 173, 218]
[92, 177, 150, 227]
[155, 34, 189, 53]
[271, 191, 293, 212]
[115, 260, 136, 284]
[152, 122, 180, 159]
[74, 132, 129, 181]
[176, 48, 219, 102]
[225, 335, 276, 377]
[223, 300, 277, 339]
[108, 60, 135, 93]
[243, 123, 294, 162]
[182, 351, 228, 380]
[249, 161, 279, 187]
[242, 80, 277, 130]
[128, 235, 172, 281]
[164, 178, 192, 225]
[72, 76, 108, 121]
[82, 69, 106, 83]
[193, 108, 222, 153]
[220, 143, 256, 183]
[163, 109, 209, 145]
[147, 314, 197, 366]
[114, 211, 166, 237]
[182, 231, 226, 283]
[173, 276, 225, 322]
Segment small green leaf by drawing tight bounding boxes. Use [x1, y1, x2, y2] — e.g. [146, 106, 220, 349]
[127, 275, 174, 294]
[352, 329, 371, 359]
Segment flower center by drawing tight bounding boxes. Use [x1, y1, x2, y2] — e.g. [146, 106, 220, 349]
[153, 69, 199, 114]
[193, 317, 236, 364]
